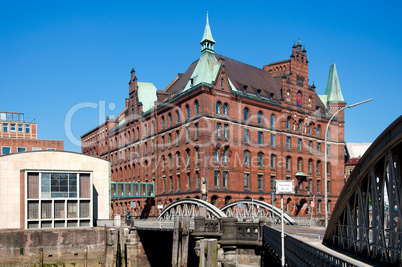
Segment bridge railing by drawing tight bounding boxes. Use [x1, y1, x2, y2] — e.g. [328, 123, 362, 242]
[263, 226, 358, 266]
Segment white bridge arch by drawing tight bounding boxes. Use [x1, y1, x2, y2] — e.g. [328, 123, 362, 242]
[156, 198, 226, 220]
[221, 199, 297, 225]
[157, 198, 297, 225]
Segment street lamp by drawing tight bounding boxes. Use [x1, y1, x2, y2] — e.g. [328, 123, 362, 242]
[324, 98, 372, 228]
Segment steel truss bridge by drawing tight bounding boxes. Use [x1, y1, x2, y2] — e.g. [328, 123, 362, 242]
[324, 115, 402, 265]
[156, 198, 297, 225]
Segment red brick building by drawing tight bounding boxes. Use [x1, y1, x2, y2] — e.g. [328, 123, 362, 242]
[0, 111, 63, 154]
[82, 16, 346, 218]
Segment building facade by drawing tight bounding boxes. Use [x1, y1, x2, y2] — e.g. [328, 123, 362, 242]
[0, 151, 110, 229]
[0, 111, 63, 154]
[82, 16, 347, 218]
[345, 142, 371, 180]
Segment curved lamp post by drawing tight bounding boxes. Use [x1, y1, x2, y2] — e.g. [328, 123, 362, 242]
[324, 98, 372, 228]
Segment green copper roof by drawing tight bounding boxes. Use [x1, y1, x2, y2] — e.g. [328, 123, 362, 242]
[138, 82, 157, 113]
[183, 52, 220, 92]
[201, 12, 215, 44]
[325, 63, 345, 103]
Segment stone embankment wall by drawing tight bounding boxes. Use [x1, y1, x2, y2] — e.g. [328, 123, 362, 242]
[0, 227, 151, 266]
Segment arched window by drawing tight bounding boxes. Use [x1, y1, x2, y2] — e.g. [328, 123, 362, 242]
[317, 160, 321, 175]
[216, 102, 221, 114]
[308, 123, 312, 135]
[243, 108, 249, 121]
[244, 150, 250, 165]
[257, 152, 264, 167]
[327, 162, 331, 176]
[195, 146, 199, 165]
[186, 149, 190, 166]
[168, 154, 173, 170]
[195, 100, 199, 114]
[214, 147, 220, 162]
[223, 103, 228, 115]
[176, 110, 180, 123]
[168, 113, 172, 127]
[176, 152, 180, 168]
[286, 156, 291, 171]
[270, 154, 276, 169]
[308, 159, 313, 173]
[317, 125, 321, 137]
[162, 116, 165, 129]
[297, 157, 302, 171]
[298, 119, 303, 132]
[152, 121, 155, 135]
[186, 105, 190, 118]
[223, 146, 229, 163]
[221, 78, 224, 88]
[161, 156, 166, 172]
[145, 124, 148, 136]
[271, 114, 275, 128]
[286, 117, 291, 130]
[258, 111, 262, 124]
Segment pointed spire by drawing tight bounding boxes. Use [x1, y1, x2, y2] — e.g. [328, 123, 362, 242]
[325, 63, 345, 103]
[297, 36, 302, 46]
[200, 12, 215, 53]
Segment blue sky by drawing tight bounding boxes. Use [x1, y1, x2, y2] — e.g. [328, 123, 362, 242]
[1, 1, 401, 152]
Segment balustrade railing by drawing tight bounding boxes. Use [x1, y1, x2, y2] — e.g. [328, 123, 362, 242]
[263, 225, 359, 266]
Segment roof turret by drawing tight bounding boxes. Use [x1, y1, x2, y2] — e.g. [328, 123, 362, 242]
[200, 12, 215, 53]
[325, 63, 345, 103]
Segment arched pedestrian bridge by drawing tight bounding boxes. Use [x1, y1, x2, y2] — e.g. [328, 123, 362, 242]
[156, 198, 297, 225]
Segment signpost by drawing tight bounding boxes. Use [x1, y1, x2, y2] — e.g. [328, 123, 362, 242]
[276, 180, 294, 267]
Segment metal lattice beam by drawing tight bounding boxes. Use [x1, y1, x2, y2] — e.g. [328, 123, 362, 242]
[220, 199, 297, 225]
[156, 198, 227, 220]
[324, 115, 402, 265]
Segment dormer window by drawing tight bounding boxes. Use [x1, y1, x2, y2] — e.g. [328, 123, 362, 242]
[270, 93, 274, 100]
[190, 78, 194, 87]
[257, 90, 261, 97]
[243, 86, 247, 94]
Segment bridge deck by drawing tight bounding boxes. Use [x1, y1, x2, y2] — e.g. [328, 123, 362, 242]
[271, 225, 387, 267]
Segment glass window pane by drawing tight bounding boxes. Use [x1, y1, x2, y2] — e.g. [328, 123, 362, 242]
[147, 184, 154, 197]
[41, 201, 52, 219]
[118, 184, 124, 196]
[79, 200, 90, 218]
[69, 173, 77, 197]
[111, 184, 116, 196]
[28, 173, 39, 199]
[133, 184, 139, 196]
[140, 184, 146, 196]
[54, 200, 65, 219]
[67, 200, 78, 218]
[28, 201, 39, 219]
[80, 174, 90, 198]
